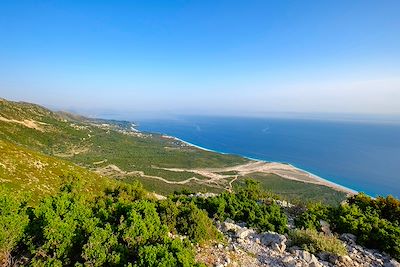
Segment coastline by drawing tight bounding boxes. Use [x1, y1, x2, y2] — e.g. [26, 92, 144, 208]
[166, 135, 358, 195]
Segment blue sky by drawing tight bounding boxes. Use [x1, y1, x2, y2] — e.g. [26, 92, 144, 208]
[1, 0, 399, 118]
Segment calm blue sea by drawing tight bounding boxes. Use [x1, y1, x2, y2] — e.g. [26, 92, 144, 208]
[137, 116, 400, 197]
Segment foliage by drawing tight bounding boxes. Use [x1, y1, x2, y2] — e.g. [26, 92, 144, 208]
[333, 202, 400, 260]
[0, 140, 114, 203]
[191, 180, 288, 234]
[294, 203, 332, 230]
[296, 193, 400, 260]
[0, 178, 221, 266]
[134, 239, 205, 267]
[0, 98, 347, 202]
[157, 199, 180, 233]
[0, 189, 29, 264]
[234, 173, 347, 205]
[176, 202, 222, 243]
[289, 229, 347, 256]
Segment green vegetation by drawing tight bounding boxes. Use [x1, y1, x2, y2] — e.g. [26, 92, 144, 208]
[235, 173, 347, 205]
[176, 180, 288, 234]
[0, 98, 348, 203]
[0, 177, 293, 266]
[0, 140, 114, 202]
[123, 176, 222, 196]
[295, 193, 400, 260]
[0, 178, 211, 266]
[289, 229, 347, 256]
[0, 190, 29, 264]
[4, 98, 399, 263]
[0, 166, 399, 265]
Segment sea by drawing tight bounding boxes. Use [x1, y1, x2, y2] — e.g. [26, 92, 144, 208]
[136, 116, 400, 198]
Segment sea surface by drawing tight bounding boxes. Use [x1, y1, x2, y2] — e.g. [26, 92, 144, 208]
[137, 116, 400, 197]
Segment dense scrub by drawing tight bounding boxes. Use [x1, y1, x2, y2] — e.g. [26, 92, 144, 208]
[2, 171, 399, 265]
[174, 180, 288, 234]
[0, 178, 212, 266]
[0, 178, 291, 266]
[295, 193, 400, 260]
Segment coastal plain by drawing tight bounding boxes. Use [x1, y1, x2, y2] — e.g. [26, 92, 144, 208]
[0, 98, 347, 204]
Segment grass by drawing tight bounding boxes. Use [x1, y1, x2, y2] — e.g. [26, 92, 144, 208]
[0, 140, 115, 203]
[289, 229, 347, 256]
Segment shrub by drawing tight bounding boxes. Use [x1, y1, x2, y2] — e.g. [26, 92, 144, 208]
[333, 203, 400, 260]
[294, 202, 332, 230]
[81, 224, 121, 266]
[195, 180, 288, 233]
[134, 238, 204, 267]
[0, 190, 29, 264]
[176, 202, 221, 243]
[289, 229, 347, 256]
[29, 190, 94, 264]
[119, 200, 168, 248]
[157, 199, 179, 233]
[296, 193, 400, 260]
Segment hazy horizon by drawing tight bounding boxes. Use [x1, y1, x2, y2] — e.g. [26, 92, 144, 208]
[1, 1, 400, 117]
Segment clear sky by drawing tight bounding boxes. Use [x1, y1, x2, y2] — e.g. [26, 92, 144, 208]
[1, 0, 399, 119]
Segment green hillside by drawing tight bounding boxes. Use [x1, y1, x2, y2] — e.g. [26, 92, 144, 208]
[0, 98, 347, 203]
[0, 139, 114, 202]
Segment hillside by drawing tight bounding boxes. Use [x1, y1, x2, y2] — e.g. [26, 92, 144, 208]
[1, 98, 399, 266]
[0, 98, 347, 204]
[0, 139, 114, 202]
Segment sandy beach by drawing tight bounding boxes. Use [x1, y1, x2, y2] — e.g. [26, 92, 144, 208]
[166, 135, 357, 195]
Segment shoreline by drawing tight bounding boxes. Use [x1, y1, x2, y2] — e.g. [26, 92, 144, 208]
[165, 135, 358, 195]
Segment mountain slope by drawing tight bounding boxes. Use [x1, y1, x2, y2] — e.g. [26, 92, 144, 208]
[0, 98, 347, 203]
[0, 139, 114, 202]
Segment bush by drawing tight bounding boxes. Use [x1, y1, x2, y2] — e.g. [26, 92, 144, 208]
[29, 189, 94, 265]
[134, 238, 205, 267]
[289, 229, 347, 256]
[2, 179, 208, 266]
[195, 180, 288, 233]
[176, 202, 221, 243]
[0, 189, 29, 264]
[296, 193, 400, 260]
[333, 203, 400, 260]
[157, 199, 179, 233]
[294, 203, 332, 230]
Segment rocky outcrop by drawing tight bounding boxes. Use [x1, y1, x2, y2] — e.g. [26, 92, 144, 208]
[206, 219, 400, 267]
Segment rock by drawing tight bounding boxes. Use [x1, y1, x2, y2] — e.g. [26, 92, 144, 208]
[236, 228, 254, 239]
[221, 221, 242, 233]
[340, 233, 357, 244]
[319, 220, 332, 236]
[294, 250, 321, 267]
[319, 261, 331, 267]
[225, 218, 234, 223]
[259, 231, 287, 252]
[328, 254, 338, 264]
[276, 199, 294, 208]
[282, 256, 297, 267]
[385, 259, 400, 267]
[316, 252, 330, 261]
[338, 255, 353, 266]
[288, 246, 301, 254]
